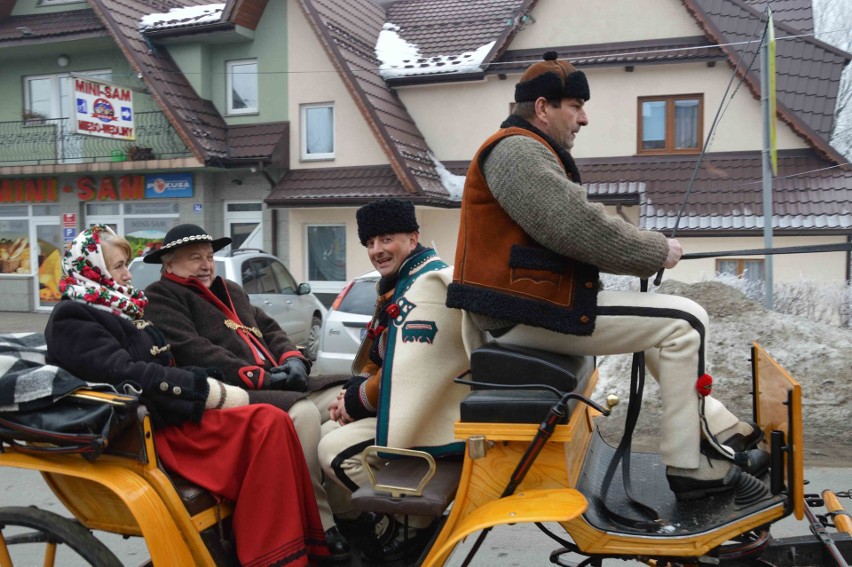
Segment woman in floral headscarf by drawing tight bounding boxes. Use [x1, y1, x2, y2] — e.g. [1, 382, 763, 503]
[44, 225, 329, 567]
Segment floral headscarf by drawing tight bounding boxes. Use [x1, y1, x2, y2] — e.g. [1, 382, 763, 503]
[59, 225, 148, 320]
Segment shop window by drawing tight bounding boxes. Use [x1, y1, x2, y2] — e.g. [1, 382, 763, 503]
[300, 103, 335, 160]
[306, 225, 345, 291]
[717, 258, 765, 284]
[638, 95, 702, 154]
[227, 59, 258, 115]
[0, 205, 63, 308]
[86, 201, 179, 259]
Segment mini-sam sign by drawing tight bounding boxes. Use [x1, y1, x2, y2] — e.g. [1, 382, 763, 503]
[74, 77, 135, 141]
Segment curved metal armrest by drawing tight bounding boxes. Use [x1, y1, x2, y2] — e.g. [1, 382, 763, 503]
[360, 445, 436, 498]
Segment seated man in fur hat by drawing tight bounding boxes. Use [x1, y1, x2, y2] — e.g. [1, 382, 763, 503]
[318, 199, 474, 563]
[142, 223, 351, 563]
[447, 52, 768, 502]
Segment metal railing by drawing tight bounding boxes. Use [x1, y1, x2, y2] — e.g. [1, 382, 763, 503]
[0, 111, 193, 165]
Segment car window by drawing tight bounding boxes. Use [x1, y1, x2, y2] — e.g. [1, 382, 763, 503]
[269, 260, 297, 295]
[337, 279, 379, 316]
[242, 258, 278, 294]
[239, 259, 259, 293]
[128, 261, 162, 292]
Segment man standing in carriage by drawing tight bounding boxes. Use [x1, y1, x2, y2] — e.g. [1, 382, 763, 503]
[447, 52, 767, 501]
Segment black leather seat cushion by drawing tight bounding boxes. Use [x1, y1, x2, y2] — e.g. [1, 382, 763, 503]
[470, 342, 593, 393]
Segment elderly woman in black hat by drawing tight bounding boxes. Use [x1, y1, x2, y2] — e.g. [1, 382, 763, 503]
[44, 225, 329, 566]
[142, 223, 350, 562]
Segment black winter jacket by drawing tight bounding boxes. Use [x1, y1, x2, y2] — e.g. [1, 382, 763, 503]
[44, 300, 209, 428]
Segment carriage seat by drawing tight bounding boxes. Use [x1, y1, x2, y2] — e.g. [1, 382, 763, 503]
[107, 406, 227, 517]
[461, 342, 594, 424]
[351, 447, 462, 522]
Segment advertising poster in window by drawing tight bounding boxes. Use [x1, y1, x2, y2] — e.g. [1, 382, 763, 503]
[125, 217, 174, 259]
[37, 225, 63, 306]
[74, 77, 135, 140]
[0, 220, 30, 274]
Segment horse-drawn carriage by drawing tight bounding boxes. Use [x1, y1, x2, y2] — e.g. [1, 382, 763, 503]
[1, 337, 850, 566]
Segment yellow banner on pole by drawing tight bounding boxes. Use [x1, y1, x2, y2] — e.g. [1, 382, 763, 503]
[768, 11, 778, 175]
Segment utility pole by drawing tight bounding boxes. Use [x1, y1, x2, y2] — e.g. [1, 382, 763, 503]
[760, 8, 776, 309]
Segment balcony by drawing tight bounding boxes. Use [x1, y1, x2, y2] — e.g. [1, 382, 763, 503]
[0, 111, 194, 166]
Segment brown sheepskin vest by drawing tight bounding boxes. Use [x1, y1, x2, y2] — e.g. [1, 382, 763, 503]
[446, 127, 600, 335]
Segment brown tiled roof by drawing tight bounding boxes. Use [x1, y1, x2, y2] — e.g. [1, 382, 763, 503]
[682, 0, 850, 165]
[227, 122, 288, 163]
[294, 0, 459, 205]
[0, 9, 105, 43]
[744, 0, 813, 34]
[266, 165, 413, 206]
[87, 0, 229, 163]
[494, 36, 727, 75]
[381, 0, 535, 81]
[442, 149, 850, 233]
[579, 149, 851, 233]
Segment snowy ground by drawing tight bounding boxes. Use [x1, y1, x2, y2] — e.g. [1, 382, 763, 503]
[594, 280, 852, 467]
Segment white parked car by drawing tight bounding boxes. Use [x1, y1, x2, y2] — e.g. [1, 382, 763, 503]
[314, 271, 379, 376]
[128, 249, 326, 360]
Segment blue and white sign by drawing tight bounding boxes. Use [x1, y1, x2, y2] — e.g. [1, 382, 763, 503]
[63, 228, 77, 241]
[144, 173, 194, 199]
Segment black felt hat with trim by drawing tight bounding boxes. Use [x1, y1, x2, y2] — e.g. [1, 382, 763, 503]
[356, 199, 419, 246]
[142, 224, 231, 264]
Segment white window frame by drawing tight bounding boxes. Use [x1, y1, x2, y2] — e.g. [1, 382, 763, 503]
[300, 102, 335, 161]
[304, 223, 346, 293]
[224, 201, 263, 250]
[226, 59, 258, 115]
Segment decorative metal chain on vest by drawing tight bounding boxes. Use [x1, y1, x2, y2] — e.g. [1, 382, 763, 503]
[224, 319, 262, 338]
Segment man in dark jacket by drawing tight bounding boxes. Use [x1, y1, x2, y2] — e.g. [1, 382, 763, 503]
[143, 224, 350, 562]
[448, 52, 767, 502]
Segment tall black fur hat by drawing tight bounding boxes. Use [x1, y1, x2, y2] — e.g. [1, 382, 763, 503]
[514, 51, 590, 103]
[143, 224, 231, 264]
[356, 199, 419, 246]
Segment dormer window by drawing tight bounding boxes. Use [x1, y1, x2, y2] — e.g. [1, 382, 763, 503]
[227, 59, 258, 115]
[300, 102, 335, 161]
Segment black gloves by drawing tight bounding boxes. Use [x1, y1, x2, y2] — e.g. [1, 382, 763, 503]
[268, 358, 309, 392]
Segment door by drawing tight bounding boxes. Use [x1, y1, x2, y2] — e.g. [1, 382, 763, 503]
[224, 202, 262, 250]
[33, 221, 63, 309]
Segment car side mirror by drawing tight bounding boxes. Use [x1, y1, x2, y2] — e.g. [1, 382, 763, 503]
[298, 282, 312, 295]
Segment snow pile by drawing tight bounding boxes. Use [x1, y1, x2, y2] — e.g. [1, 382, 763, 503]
[431, 156, 465, 200]
[594, 280, 852, 466]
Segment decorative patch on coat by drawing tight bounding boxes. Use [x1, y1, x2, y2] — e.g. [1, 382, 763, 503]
[401, 321, 438, 344]
[392, 297, 417, 326]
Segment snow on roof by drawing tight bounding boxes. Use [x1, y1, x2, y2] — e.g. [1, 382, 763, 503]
[431, 155, 465, 200]
[139, 3, 226, 31]
[375, 22, 495, 79]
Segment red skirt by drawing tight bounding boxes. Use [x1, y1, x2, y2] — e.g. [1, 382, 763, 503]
[154, 404, 329, 566]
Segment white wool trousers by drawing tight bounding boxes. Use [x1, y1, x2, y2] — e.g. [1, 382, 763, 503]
[495, 290, 740, 469]
[286, 386, 342, 531]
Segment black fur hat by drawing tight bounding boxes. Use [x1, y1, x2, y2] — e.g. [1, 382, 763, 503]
[356, 199, 419, 246]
